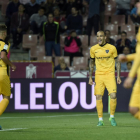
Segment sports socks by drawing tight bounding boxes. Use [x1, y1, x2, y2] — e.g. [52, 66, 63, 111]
[134, 111, 140, 120]
[96, 99, 103, 120]
[110, 98, 117, 117]
[0, 98, 9, 116]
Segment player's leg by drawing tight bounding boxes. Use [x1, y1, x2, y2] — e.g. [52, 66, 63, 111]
[0, 95, 10, 116]
[95, 75, 105, 126]
[129, 79, 140, 120]
[0, 95, 10, 130]
[104, 74, 117, 126]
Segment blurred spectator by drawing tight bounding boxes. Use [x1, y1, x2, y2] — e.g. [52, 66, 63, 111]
[81, 0, 89, 16]
[120, 46, 131, 70]
[116, 31, 131, 54]
[53, 7, 66, 31]
[130, 38, 137, 53]
[5, 0, 20, 35]
[126, 61, 132, 71]
[44, 0, 56, 16]
[64, 30, 83, 64]
[41, 13, 60, 56]
[30, 7, 47, 34]
[115, 0, 131, 15]
[100, 0, 108, 30]
[122, 46, 131, 55]
[54, 0, 66, 12]
[63, 0, 78, 18]
[130, 7, 140, 24]
[25, 0, 39, 17]
[11, 4, 29, 49]
[54, 57, 69, 72]
[105, 30, 115, 45]
[65, 7, 83, 35]
[87, 0, 100, 45]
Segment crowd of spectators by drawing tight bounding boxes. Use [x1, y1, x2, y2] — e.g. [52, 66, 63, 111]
[4, 0, 138, 72]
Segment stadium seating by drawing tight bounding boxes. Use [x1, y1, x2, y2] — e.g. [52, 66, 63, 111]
[78, 35, 88, 49]
[0, 0, 9, 4]
[60, 35, 66, 48]
[90, 36, 98, 46]
[30, 45, 45, 59]
[83, 15, 88, 27]
[82, 48, 90, 58]
[37, 56, 53, 61]
[127, 35, 136, 41]
[110, 35, 119, 41]
[104, 24, 118, 35]
[1, 3, 8, 16]
[105, 1, 116, 15]
[22, 34, 38, 49]
[111, 15, 125, 26]
[104, 16, 110, 25]
[127, 16, 134, 25]
[73, 57, 88, 70]
[121, 25, 136, 35]
[55, 56, 70, 67]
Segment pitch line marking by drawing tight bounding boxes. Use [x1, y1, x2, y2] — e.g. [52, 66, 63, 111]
[0, 128, 28, 131]
[0, 113, 128, 119]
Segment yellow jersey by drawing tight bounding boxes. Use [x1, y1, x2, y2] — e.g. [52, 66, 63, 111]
[0, 39, 10, 75]
[90, 43, 118, 75]
[126, 27, 140, 79]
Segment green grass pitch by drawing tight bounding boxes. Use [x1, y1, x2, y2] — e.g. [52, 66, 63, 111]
[0, 112, 140, 140]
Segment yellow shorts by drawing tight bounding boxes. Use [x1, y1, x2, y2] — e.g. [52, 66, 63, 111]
[129, 79, 140, 108]
[94, 73, 117, 96]
[0, 75, 11, 96]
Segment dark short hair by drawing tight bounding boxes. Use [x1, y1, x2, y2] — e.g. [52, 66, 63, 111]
[19, 4, 25, 8]
[121, 31, 127, 35]
[0, 24, 7, 32]
[105, 30, 110, 34]
[47, 13, 54, 17]
[72, 6, 77, 11]
[39, 6, 45, 11]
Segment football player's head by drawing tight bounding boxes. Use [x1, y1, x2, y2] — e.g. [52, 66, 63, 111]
[97, 31, 106, 46]
[0, 24, 7, 40]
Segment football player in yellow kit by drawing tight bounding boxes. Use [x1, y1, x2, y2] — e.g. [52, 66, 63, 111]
[89, 31, 121, 126]
[0, 25, 16, 130]
[118, 2, 140, 121]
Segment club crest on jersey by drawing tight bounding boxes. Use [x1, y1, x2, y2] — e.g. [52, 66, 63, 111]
[106, 50, 109, 53]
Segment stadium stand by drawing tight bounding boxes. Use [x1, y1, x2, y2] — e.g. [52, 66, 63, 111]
[55, 56, 70, 67]
[121, 25, 136, 35]
[73, 57, 88, 70]
[37, 56, 53, 61]
[111, 15, 125, 26]
[22, 34, 38, 49]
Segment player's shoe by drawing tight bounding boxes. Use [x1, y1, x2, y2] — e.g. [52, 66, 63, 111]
[0, 125, 2, 130]
[97, 121, 104, 126]
[109, 117, 117, 126]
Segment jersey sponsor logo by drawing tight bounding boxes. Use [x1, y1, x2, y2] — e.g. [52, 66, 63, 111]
[26, 64, 37, 79]
[3, 44, 8, 50]
[96, 56, 110, 59]
[106, 50, 109, 53]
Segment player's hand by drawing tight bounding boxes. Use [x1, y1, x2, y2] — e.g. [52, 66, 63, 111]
[123, 77, 134, 89]
[11, 64, 16, 71]
[118, 54, 127, 63]
[88, 77, 94, 85]
[117, 77, 122, 84]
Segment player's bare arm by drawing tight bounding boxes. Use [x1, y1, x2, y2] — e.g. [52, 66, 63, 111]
[116, 58, 121, 84]
[1, 51, 16, 71]
[88, 58, 95, 85]
[118, 54, 136, 62]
